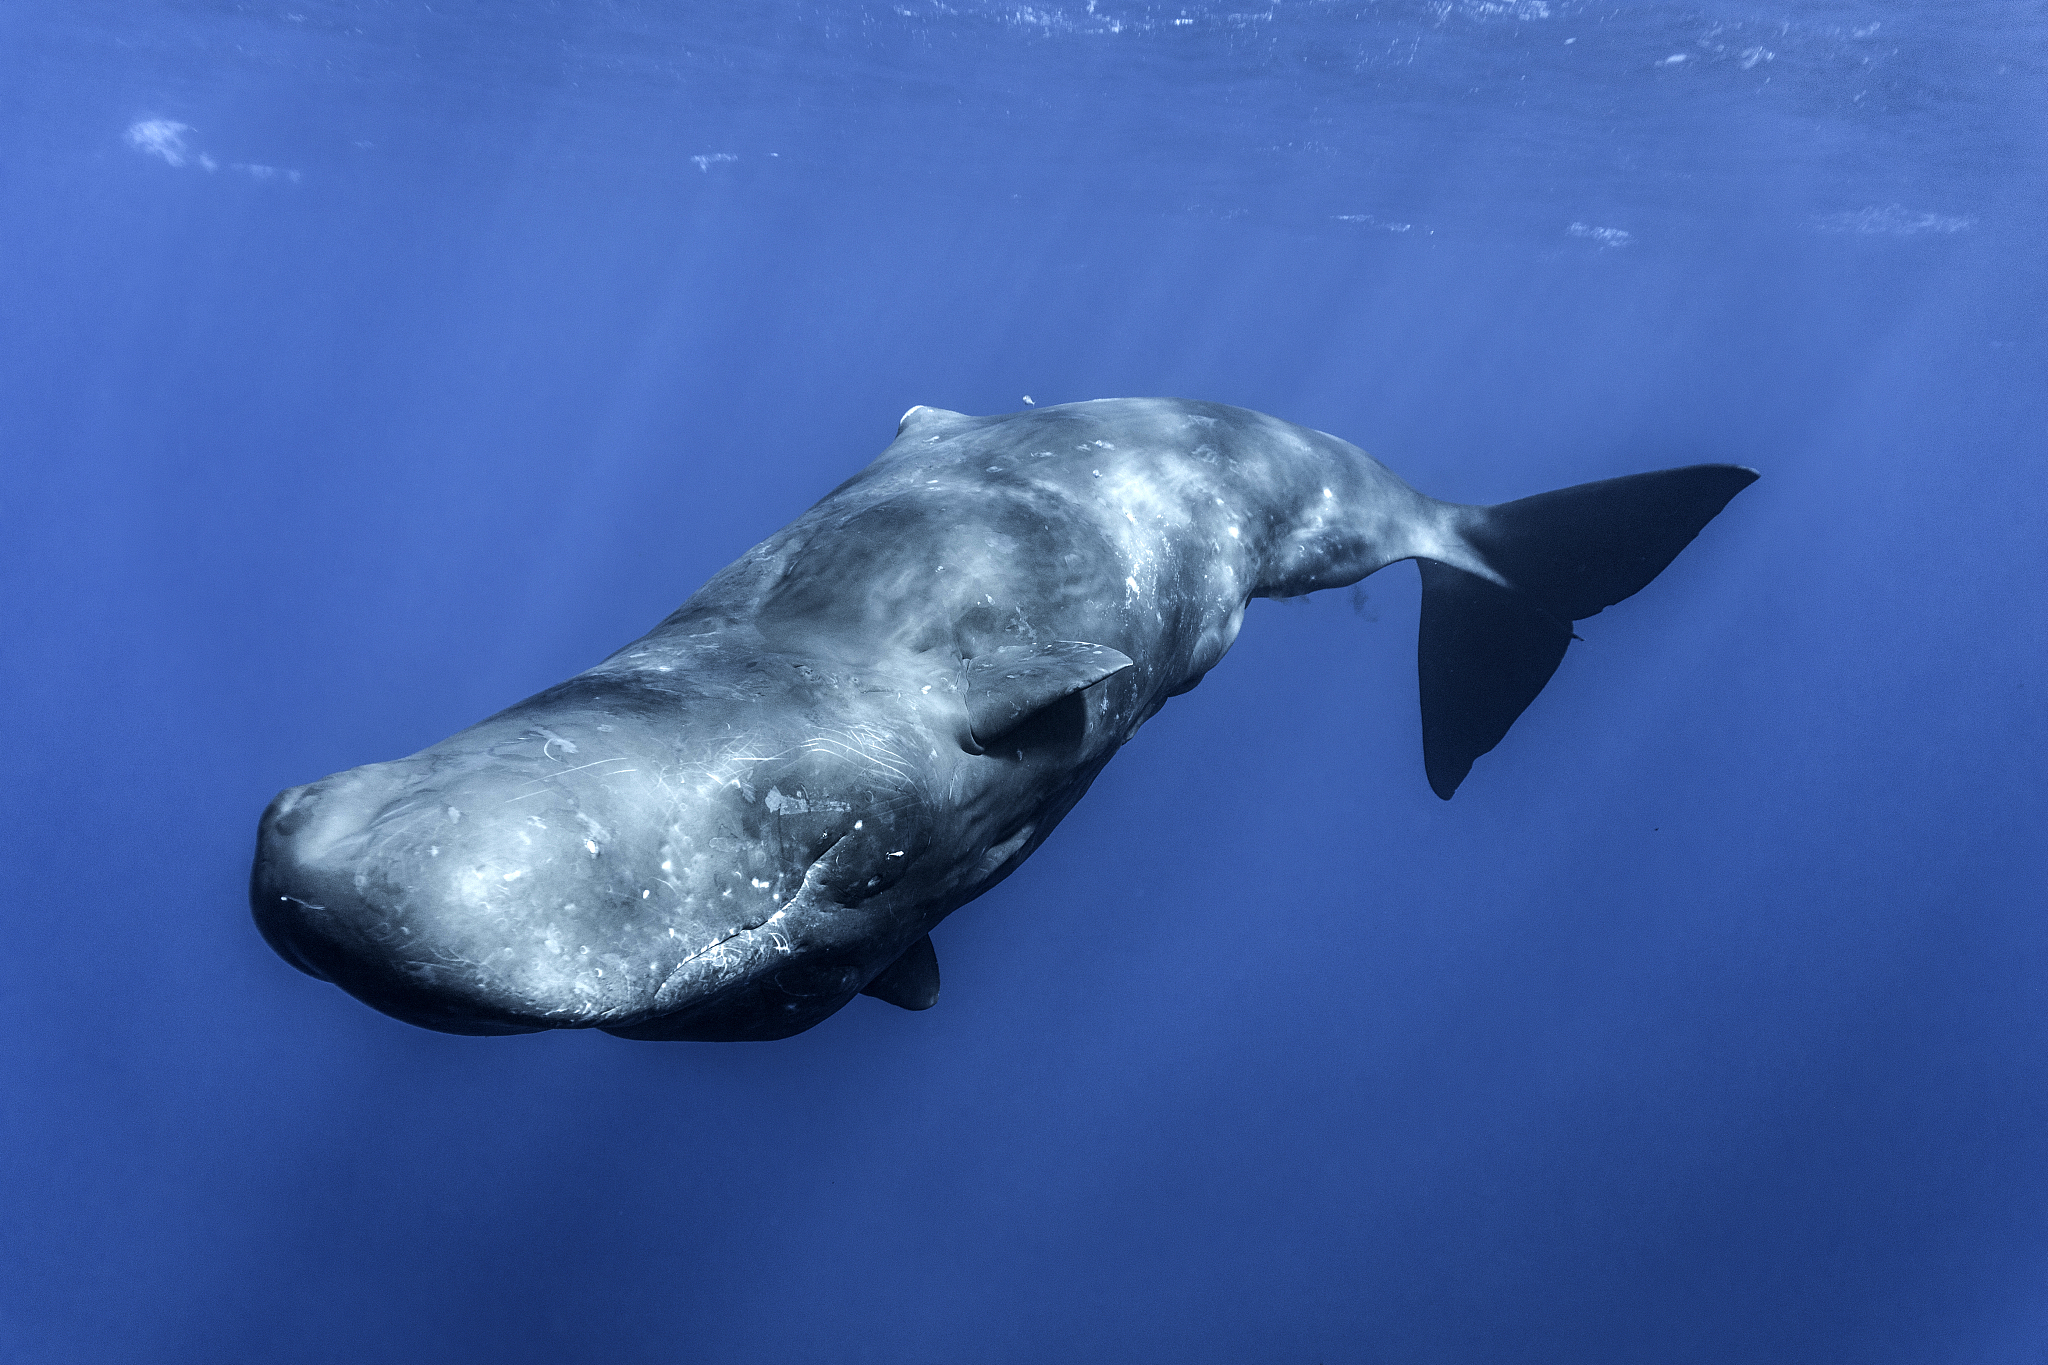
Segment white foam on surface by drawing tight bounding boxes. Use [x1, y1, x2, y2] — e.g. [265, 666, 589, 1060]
[1817, 205, 1975, 236]
[124, 120, 301, 182]
[125, 119, 191, 166]
[1568, 222, 1633, 248]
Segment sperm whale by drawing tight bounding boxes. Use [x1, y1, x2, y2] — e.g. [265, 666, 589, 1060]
[252, 397, 1755, 1040]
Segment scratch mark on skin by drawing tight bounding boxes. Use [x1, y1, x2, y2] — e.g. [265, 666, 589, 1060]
[532, 728, 581, 762]
[514, 757, 624, 783]
[798, 725, 918, 785]
[504, 764, 638, 801]
[504, 756, 641, 803]
[366, 799, 430, 828]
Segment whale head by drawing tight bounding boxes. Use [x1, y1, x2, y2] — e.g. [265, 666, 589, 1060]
[251, 669, 939, 1040]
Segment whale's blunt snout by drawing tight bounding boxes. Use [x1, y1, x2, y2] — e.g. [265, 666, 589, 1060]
[251, 700, 913, 1042]
[252, 836, 329, 977]
[251, 764, 575, 1036]
[251, 773, 379, 985]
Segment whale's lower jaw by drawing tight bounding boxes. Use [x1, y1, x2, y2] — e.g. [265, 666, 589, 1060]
[602, 924, 880, 1041]
[601, 1008, 842, 1043]
[314, 969, 862, 1041]
[253, 903, 592, 1035]
[251, 858, 658, 1037]
[254, 854, 871, 1039]
[345, 989, 557, 1037]
[600, 984, 863, 1042]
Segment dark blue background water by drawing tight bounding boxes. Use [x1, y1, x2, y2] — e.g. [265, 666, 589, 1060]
[4, 3, 2045, 1361]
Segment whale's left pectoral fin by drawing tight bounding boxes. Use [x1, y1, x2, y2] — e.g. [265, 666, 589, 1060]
[961, 640, 1135, 750]
[862, 934, 941, 1011]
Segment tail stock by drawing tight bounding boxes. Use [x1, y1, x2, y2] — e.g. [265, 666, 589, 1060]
[1418, 464, 1759, 799]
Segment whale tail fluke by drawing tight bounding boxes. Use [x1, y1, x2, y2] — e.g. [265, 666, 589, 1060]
[1418, 463, 1758, 799]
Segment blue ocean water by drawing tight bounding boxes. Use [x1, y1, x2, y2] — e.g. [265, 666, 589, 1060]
[3, 2, 2045, 1361]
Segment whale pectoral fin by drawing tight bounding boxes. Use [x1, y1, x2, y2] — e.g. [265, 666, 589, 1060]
[961, 640, 1135, 748]
[861, 934, 941, 1011]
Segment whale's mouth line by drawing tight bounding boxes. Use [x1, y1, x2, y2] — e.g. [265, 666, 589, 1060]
[668, 908, 788, 977]
[646, 835, 849, 1010]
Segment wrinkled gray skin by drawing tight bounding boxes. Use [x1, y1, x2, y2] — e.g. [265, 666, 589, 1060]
[255, 399, 1492, 1040]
